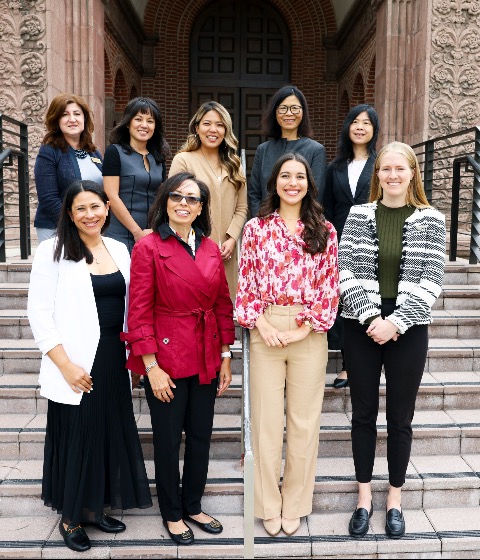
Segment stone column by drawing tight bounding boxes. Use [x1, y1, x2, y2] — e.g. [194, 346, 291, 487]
[373, 0, 432, 146]
[46, 0, 106, 150]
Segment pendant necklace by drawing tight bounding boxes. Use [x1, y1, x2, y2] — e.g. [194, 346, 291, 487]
[201, 148, 222, 181]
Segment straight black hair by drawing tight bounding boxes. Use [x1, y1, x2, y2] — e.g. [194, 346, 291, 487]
[262, 85, 314, 140]
[54, 180, 110, 263]
[332, 104, 380, 170]
[109, 97, 170, 163]
[148, 172, 212, 237]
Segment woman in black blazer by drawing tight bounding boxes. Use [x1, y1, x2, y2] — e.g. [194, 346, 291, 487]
[323, 104, 380, 388]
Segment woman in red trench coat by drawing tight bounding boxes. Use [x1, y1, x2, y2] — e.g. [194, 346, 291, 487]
[121, 171, 235, 546]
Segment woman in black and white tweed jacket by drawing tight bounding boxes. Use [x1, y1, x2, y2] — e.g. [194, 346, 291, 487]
[338, 142, 446, 540]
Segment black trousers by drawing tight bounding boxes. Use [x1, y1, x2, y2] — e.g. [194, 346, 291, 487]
[144, 373, 218, 521]
[343, 301, 428, 488]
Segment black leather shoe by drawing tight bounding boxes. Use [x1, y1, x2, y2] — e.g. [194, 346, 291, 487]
[333, 376, 349, 388]
[163, 519, 194, 545]
[185, 513, 223, 534]
[88, 513, 126, 533]
[385, 508, 405, 538]
[348, 503, 373, 537]
[59, 522, 91, 552]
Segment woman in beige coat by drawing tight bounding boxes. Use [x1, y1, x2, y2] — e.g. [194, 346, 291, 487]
[169, 101, 247, 298]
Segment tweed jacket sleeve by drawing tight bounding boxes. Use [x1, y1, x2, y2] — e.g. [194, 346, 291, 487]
[339, 203, 446, 333]
[387, 208, 446, 333]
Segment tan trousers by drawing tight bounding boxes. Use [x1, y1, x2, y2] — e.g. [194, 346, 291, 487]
[250, 305, 328, 519]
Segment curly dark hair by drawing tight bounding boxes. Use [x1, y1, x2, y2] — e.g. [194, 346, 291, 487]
[54, 180, 110, 263]
[262, 85, 314, 140]
[332, 104, 379, 170]
[148, 172, 212, 237]
[109, 97, 170, 164]
[258, 152, 329, 254]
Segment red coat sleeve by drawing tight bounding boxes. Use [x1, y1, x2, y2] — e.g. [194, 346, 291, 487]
[122, 238, 159, 357]
[212, 244, 236, 345]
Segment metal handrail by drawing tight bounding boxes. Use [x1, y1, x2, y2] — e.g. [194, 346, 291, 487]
[239, 148, 255, 558]
[449, 155, 480, 263]
[412, 126, 480, 263]
[0, 113, 30, 262]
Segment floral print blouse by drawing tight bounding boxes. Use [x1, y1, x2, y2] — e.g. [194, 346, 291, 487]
[235, 211, 339, 332]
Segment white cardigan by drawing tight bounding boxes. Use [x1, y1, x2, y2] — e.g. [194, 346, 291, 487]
[27, 236, 131, 405]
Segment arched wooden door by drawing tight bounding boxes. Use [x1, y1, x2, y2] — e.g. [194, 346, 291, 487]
[190, 0, 290, 172]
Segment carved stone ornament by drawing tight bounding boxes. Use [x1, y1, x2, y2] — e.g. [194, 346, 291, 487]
[0, 0, 47, 219]
[430, 0, 480, 134]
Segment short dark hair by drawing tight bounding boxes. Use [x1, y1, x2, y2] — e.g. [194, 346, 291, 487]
[148, 172, 212, 237]
[54, 180, 110, 263]
[332, 104, 380, 169]
[109, 97, 170, 163]
[258, 152, 329, 254]
[262, 85, 314, 140]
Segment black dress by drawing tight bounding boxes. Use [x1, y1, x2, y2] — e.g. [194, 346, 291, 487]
[42, 270, 152, 524]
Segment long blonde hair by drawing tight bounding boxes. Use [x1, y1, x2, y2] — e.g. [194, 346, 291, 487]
[180, 101, 245, 192]
[369, 141, 430, 208]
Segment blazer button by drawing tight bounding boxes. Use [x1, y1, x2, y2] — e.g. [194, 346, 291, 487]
[163, 338, 169, 344]
[213, 333, 217, 339]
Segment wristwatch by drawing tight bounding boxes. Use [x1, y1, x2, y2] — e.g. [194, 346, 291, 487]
[221, 351, 232, 359]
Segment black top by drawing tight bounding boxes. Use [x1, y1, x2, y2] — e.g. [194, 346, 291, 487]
[103, 144, 166, 253]
[90, 270, 125, 336]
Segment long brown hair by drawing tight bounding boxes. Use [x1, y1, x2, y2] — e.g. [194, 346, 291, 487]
[258, 152, 329, 254]
[42, 93, 96, 152]
[369, 141, 430, 208]
[180, 101, 245, 192]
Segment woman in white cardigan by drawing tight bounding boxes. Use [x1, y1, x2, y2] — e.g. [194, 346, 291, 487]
[28, 180, 151, 553]
[339, 142, 446, 540]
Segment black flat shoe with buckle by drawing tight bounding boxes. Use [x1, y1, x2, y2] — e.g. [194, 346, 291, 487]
[59, 522, 91, 552]
[333, 376, 349, 388]
[163, 519, 194, 545]
[348, 503, 373, 537]
[185, 513, 223, 534]
[86, 513, 126, 533]
[385, 508, 405, 538]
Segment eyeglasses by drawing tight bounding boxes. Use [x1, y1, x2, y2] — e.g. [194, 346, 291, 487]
[276, 105, 303, 115]
[168, 192, 202, 205]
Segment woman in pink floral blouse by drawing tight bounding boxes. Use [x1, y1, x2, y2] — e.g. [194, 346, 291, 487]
[236, 152, 339, 537]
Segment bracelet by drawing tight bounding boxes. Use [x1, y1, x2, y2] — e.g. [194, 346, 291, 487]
[304, 320, 314, 330]
[145, 360, 158, 373]
[221, 351, 232, 359]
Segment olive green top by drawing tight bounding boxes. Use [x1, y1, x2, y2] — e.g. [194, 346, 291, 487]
[376, 201, 416, 299]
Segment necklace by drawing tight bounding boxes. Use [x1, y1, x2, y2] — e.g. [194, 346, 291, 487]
[86, 240, 104, 264]
[201, 148, 222, 181]
[73, 148, 88, 159]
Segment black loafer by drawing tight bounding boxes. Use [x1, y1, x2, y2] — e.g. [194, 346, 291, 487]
[163, 519, 194, 545]
[348, 503, 373, 537]
[88, 513, 126, 533]
[333, 376, 349, 388]
[185, 513, 223, 534]
[385, 508, 405, 538]
[59, 522, 91, 552]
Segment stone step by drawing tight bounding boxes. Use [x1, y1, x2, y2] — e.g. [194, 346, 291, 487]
[2, 372, 480, 416]
[434, 285, 480, 310]
[2, 408, 480, 461]
[1, 454, 480, 516]
[2, 307, 479, 340]
[1, 339, 479, 375]
[0, 507, 480, 558]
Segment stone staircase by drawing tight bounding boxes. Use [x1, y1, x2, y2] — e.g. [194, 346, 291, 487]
[1, 258, 480, 558]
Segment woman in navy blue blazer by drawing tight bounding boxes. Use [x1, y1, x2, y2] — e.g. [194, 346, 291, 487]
[33, 94, 103, 242]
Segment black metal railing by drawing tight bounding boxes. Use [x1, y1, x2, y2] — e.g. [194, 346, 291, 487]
[0, 113, 30, 261]
[412, 126, 480, 264]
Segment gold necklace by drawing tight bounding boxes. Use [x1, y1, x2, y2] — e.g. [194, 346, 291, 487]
[86, 240, 104, 264]
[201, 148, 222, 181]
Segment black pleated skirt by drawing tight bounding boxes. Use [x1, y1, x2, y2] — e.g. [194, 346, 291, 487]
[42, 331, 152, 524]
